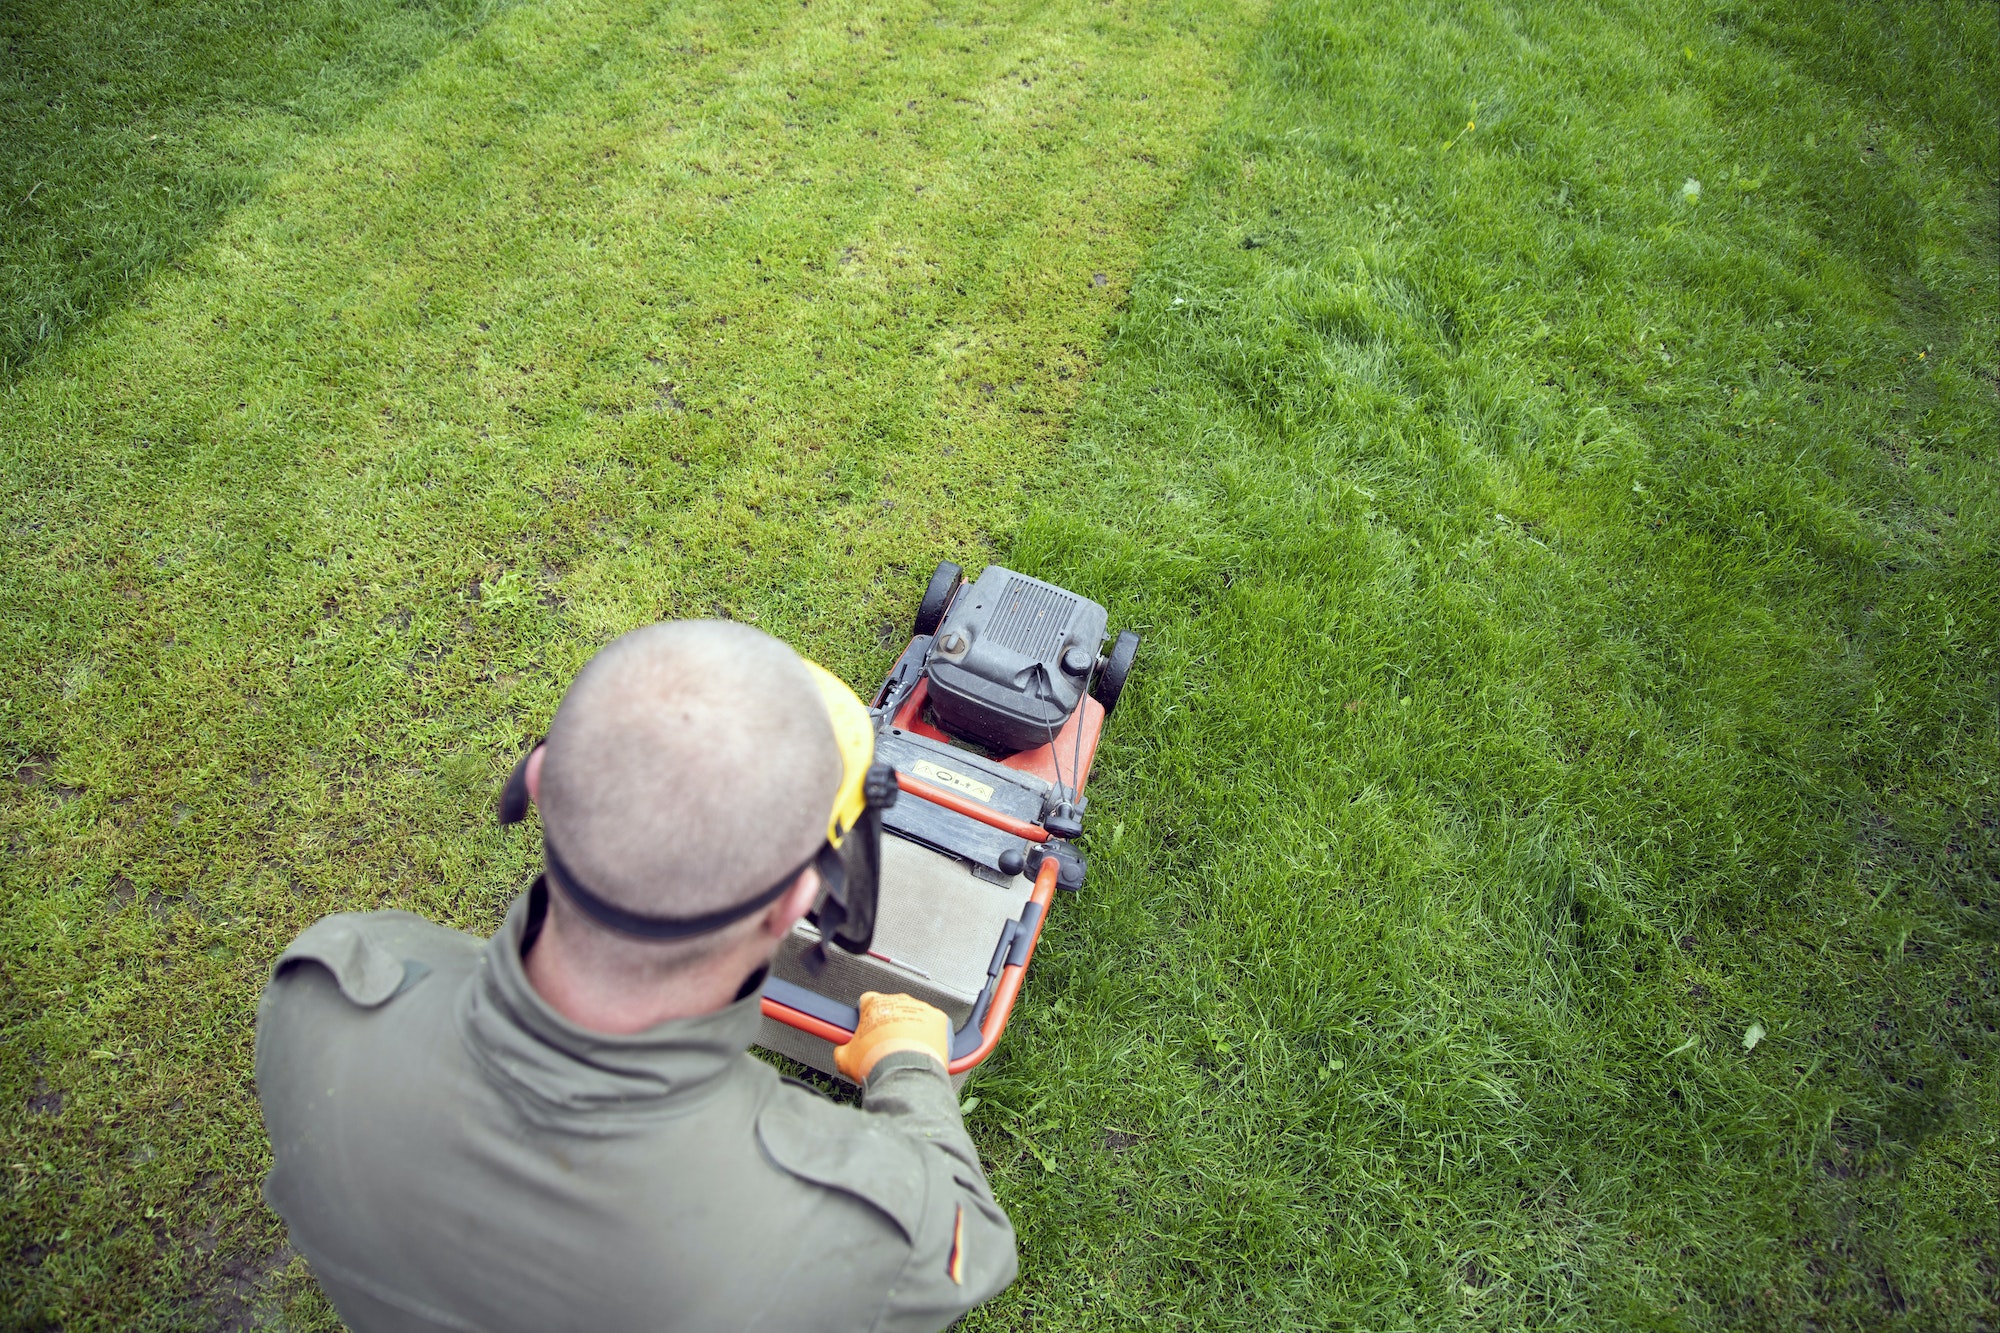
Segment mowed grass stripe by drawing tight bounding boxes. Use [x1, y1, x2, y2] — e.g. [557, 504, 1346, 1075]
[959, 0, 1998, 1329]
[0, 0, 505, 379]
[0, 0, 1255, 1323]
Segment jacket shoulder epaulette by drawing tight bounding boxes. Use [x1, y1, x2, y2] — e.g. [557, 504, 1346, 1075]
[270, 911, 468, 1009]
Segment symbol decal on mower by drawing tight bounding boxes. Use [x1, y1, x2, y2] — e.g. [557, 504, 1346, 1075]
[909, 759, 995, 804]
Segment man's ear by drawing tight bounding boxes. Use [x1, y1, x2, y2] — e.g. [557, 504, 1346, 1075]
[763, 865, 821, 939]
[498, 743, 543, 825]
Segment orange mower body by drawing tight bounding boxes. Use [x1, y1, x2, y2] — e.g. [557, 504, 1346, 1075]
[755, 562, 1137, 1084]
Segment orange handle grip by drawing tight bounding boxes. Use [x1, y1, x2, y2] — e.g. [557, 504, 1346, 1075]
[947, 852, 1058, 1074]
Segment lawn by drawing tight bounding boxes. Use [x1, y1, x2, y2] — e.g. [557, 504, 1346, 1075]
[3, 0, 1995, 1328]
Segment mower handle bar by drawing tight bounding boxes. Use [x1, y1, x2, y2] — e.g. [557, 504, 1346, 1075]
[760, 853, 1060, 1076]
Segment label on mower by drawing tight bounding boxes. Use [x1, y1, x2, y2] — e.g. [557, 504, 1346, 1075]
[910, 759, 995, 804]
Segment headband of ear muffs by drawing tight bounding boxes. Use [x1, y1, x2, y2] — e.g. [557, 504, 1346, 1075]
[496, 661, 896, 957]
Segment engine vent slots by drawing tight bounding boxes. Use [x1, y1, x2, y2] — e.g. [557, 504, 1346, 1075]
[987, 577, 1077, 656]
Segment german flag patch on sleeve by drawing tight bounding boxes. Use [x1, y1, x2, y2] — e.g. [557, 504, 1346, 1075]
[946, 1205, 965, 1285]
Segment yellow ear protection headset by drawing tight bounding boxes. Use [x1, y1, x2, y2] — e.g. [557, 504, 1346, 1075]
[498, 660, 897, 963]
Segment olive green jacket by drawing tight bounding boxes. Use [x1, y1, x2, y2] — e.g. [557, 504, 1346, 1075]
[255, 887, 1017, 1332]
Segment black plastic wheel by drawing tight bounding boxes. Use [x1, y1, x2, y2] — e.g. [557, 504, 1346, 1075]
[913, 560, 963, 636]
[1092, 630, 1140, 714]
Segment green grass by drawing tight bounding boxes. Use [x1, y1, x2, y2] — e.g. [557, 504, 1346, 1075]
[974, 1, 2000, 1326]
[1, 0, 508, 380]
[3, 0, 1996, 1328]
[0, 0, 1260, 1323]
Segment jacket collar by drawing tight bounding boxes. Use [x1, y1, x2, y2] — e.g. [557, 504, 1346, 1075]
[456, 884, 767, 1134]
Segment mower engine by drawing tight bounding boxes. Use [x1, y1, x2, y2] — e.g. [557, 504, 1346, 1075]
[923, 566, 1108, 754]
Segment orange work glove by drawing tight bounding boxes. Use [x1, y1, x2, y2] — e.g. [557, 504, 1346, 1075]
[833, 992, 950, 1082]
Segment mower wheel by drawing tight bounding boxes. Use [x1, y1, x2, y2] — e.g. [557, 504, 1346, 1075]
[913, 561, 963, 636]
[1093, 630, 1140, 714]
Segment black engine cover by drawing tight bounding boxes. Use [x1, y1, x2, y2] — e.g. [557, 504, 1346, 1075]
[923, 566, 1107, 753]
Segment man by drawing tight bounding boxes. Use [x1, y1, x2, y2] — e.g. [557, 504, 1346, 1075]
[255, 620, 1019, 1331]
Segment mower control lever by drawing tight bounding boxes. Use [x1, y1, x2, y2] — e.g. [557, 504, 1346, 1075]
[1024, 841, 1086, 892]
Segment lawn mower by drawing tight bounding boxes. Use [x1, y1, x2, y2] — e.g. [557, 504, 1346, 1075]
[755, 562, 1139, 1085]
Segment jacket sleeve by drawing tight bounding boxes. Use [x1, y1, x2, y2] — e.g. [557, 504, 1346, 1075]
[860, 1052, 1019, 1329]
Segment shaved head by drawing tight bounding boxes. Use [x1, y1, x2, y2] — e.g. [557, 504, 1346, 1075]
[537, 621, 844, 941]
